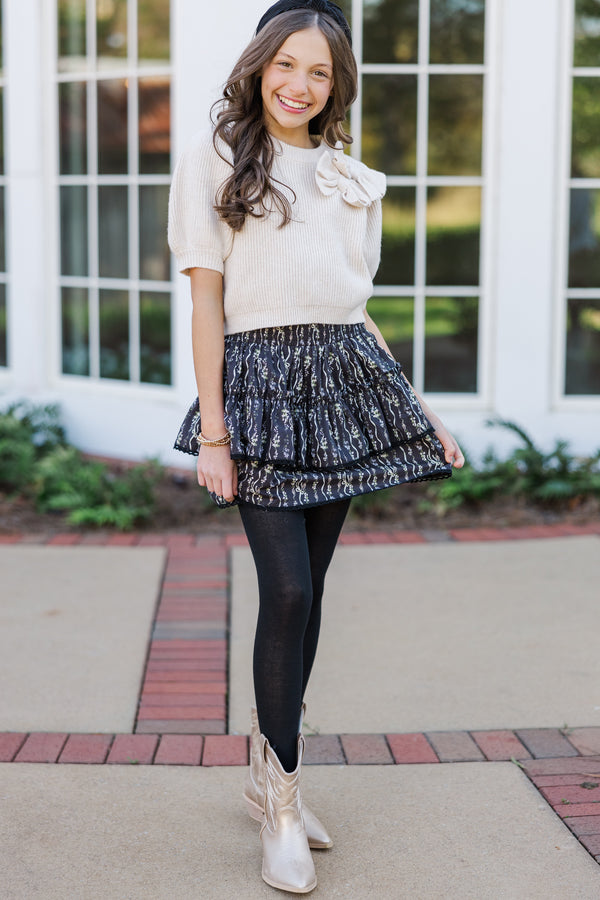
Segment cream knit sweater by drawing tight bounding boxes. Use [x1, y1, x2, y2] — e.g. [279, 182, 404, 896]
[168, 130, 386, 335]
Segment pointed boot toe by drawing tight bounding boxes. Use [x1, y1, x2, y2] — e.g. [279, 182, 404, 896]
[301, 805, 332, 850]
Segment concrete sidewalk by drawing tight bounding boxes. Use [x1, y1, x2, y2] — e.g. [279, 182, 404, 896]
[230, 536, 600, 733]
[1, 762, 599, 899]
[0, 530, 599, 898]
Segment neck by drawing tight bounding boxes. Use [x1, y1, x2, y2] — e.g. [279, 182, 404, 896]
[265, 122, 317, 150]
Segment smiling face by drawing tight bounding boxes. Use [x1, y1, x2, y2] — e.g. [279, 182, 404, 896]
[260, 26, 334, 148]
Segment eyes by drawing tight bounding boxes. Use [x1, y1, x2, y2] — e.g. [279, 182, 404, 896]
[275, 60, 331, 80]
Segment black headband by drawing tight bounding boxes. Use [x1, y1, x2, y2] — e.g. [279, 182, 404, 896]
[256, 0, 352, 47]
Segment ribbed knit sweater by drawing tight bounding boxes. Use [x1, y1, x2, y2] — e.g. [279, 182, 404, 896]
[167, 130, 386, 335]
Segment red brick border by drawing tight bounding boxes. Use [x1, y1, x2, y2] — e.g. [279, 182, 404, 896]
[1, 727, 599, 767]
[522, 754, 600, 866]
[134, 537, 229, 735]
[2, 522, 599, 548]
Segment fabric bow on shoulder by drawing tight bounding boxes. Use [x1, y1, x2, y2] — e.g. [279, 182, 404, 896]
[315, 142, 386, 208]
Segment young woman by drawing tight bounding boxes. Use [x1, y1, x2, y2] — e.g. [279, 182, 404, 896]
[169, 0, 464, 892]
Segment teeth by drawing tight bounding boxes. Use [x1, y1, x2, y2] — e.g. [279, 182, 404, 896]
[278, 95, 309, 110]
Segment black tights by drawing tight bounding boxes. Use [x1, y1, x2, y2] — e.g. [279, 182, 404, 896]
[239, 499, 351, 772]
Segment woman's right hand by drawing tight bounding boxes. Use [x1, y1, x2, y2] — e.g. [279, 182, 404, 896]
[196, 445, 238, 503]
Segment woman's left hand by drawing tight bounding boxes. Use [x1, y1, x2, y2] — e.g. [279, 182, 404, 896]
[433, 421, 465, 469]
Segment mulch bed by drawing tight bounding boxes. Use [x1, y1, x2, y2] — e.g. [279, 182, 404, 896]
[1, 464, 598, 535]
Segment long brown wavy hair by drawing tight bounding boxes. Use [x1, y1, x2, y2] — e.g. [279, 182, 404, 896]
[212, 9, 358, 232]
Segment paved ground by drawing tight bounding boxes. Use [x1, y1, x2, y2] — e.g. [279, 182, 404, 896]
[0, 547, 165, 732]
[230, 537, 600, 733]
[0, 525, 599, 898]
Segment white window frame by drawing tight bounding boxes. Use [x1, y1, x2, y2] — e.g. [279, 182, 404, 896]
[350, 0, 499, 410]
[0, 0, 9, 375]
[553, 0, 600, 409]
[48, 0, 175, 395]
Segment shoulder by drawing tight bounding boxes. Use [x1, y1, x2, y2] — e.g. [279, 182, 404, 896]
[345, 154, 386, 191]
[175, 129, 233, 178]
[315, 143, 387, 207]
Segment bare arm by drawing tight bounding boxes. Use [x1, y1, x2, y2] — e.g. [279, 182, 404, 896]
[190, 268, 238, 501]
[364, 310, 465, 469]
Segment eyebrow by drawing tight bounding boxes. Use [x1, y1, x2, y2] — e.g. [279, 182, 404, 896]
[276, 51, 333, 70]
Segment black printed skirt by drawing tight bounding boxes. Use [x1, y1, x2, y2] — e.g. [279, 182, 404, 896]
[174, 322, 452, 509]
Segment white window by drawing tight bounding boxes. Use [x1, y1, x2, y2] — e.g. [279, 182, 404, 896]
[339, 0, 491, 398]
[55, 0, 172, 385]
[559, 0, 600, 397]
[0, 0, 7, 368]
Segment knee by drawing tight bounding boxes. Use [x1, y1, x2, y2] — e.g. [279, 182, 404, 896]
[264, 578, 313, 627]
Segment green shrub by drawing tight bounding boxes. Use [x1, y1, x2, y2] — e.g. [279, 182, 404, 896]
[426, 419, 600, 513]
[0, 403, 66, 492]
[0, 402, 163, 530]
[34, 446, 162, 529]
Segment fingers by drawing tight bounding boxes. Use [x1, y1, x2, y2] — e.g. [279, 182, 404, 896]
[439, 432, 465, 469]
[447, 441, 465, 469]
[219, 461, 239, 502]
[197, 451, 238, 502]
[452, 449, 465, 469]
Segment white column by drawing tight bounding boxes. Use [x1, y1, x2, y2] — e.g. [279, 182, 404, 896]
[493, 0, 562, 438]
[171, 0, 266, 405]
[4, 0, 48, 393]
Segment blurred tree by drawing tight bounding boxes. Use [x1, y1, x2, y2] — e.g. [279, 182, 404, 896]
[574, 0, 600, 66]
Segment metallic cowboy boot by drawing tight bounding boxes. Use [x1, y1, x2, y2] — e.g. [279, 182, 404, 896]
[243, 706, 333, 849]
[260, 734, 317, 894]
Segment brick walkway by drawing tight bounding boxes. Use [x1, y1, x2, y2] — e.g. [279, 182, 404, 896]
[1, 523, 599, 867]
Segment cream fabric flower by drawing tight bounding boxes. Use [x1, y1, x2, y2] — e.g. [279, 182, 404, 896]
[315, 142, 386, 207]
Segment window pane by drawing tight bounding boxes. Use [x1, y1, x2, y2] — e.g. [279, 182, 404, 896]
[363, 0, 419, 64]
[139, 185, 170, 281]
[336, 0, 351, 29]
[565, 299, 600, 394]
[426, 187, 481, 286]
[0, 187, 5, 271]
[100, 289, 129, 380]
[61, 287, 89, 376]
[98, 79, 128, 174]
[362, 75, 418, 175]
[59, 81, 87, 175]
[424, 296, 478, 392]
[430, 0, 485, 64]
[98, 186, 129, 278]
[376, 188, 416, 286]
[568, 188, 600, 287]
[428, 75, 483, 176]
[97, 0, 127, 68]
[0, 284, 6, 367]
[57, 0, 86, 72]
[0, 89, 4, 174]
[571, 77, 600, 179]
[366, 296, 414, 383]
[574, 0, 600, 67]
[138, 0, 170, 64]
[139, 76, 171, 174]
[140, 291, 171, 384]
[60, 185, 88, 276]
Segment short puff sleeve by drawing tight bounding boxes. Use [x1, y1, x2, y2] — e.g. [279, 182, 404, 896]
[167, 131, 233, 276]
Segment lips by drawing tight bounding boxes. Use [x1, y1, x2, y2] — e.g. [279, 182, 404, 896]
[277, 94, 311, 112]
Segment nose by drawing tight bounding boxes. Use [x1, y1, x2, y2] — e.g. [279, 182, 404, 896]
[288, 71, 309, 96]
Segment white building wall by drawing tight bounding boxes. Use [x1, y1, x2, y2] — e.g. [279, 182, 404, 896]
[1, 0, 597, 465]
[3, 0, 48, 396]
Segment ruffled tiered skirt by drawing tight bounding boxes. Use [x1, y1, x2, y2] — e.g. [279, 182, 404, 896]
[174, 323, 451, 508]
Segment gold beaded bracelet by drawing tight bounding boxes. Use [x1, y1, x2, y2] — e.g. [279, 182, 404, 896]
[196, 430, 231, 447]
